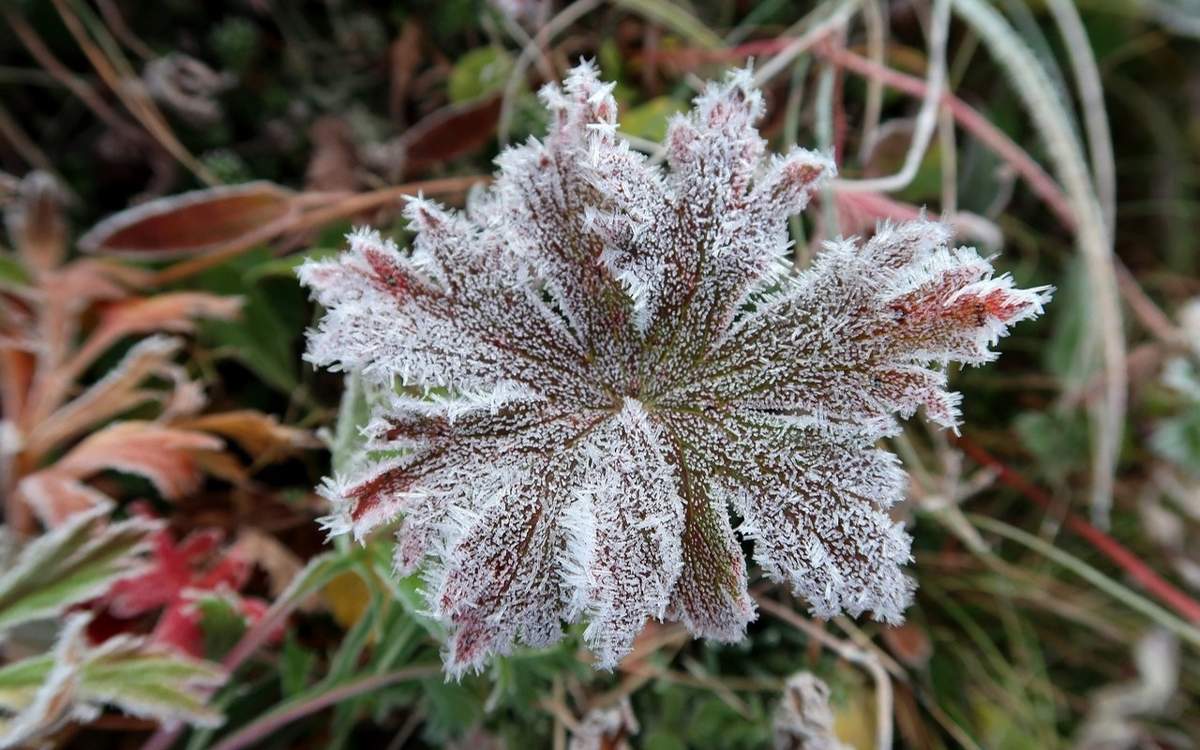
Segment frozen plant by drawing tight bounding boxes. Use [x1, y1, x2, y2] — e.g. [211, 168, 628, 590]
[299, 62, 1051, 676]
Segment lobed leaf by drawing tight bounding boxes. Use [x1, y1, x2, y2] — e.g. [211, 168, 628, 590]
[300, 63, 1051, 676]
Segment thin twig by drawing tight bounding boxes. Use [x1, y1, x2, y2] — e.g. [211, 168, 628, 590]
[4, 8, 138, 139]
[497, 0, 604, 144]
[50, 0, 218, 185]
[750, 0, 857, 87]
[857, 0, 887, 163]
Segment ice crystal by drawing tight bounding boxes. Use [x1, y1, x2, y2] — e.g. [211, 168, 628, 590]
[299, 62, 1051, 676]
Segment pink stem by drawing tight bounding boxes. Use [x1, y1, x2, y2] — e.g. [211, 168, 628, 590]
[208, 665, 440, 750]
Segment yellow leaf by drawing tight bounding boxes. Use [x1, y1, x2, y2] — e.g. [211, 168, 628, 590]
[322, 571, 370, 630]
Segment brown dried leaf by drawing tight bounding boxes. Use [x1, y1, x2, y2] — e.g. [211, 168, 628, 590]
[388, 22, 423, 125]
[305, 117, 359, 193]
[42, 421, 223, 499]
[69, 292, 242, 378]
[401, 95, 501, 174]
[880, 621, 932, 668]
[3, 172, 67, 275]
[174, 410, 320, 459]
[234, 527, 304, 598]
[78, 182, 296, 259]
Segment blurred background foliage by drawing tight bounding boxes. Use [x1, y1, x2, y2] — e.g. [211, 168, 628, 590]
[1, 0, 1200, 748]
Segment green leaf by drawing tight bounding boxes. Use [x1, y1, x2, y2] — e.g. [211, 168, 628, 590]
[1152, 408, 1200, 475]
[325, 589, 379, 684]
[79, 633, 226, 727]
[619, 97, 687, 142]
[612, 0, 723, 49]
[332, 371, 372, 475]
[0, 254, 31, 288]
[0, 615, 225, 747]
[448, 47, 513, 103]
[420, 678, 484, 740]
[0, 654, 53, 710]
[243, 247, 339, 284]
[194, 249, 303, 393]
[1014, 409, 1089, 482]
[280, 634, 316, 698]
[0, 504, 157, 633]
[197, 594, 251, 660]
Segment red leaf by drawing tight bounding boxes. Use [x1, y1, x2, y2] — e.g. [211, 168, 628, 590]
[402, 95, 502, 174]
[78, 182, 296, 259]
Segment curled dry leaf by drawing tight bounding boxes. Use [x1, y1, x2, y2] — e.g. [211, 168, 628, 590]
[773, 673, 851, 750]
[143, 53, 234, 126]
[3, 171, 67, 276]
[569, 698, 639, 750]
[233, 528, 304, 600]
[77, 181, 296, 259]
[175, 410, 321, 460]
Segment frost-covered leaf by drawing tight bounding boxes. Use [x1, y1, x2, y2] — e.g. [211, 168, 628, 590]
[0, 614, 225, 747]
[299, 62, 1051, 676]
[0, 503, 158, 634]
[569, 698, 638, 750]
[3, 171, 67, 276]
[772, 673, 850, 750]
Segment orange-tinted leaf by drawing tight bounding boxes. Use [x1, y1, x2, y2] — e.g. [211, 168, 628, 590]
[175, 410, 320, 459]
[78, 182, 296, 259]
[27, 336, 187, 460]
[49, 421, 223, 499]
[15, 473, 112, 527]
[68, 292, 242, 378]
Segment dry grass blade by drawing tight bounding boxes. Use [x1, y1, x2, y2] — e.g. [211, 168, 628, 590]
[953, 0, 1125, 528]
[48, 0, 218, 185]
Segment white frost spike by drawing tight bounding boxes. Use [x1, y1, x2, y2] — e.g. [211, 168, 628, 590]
[299, 63, 1051, 677]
